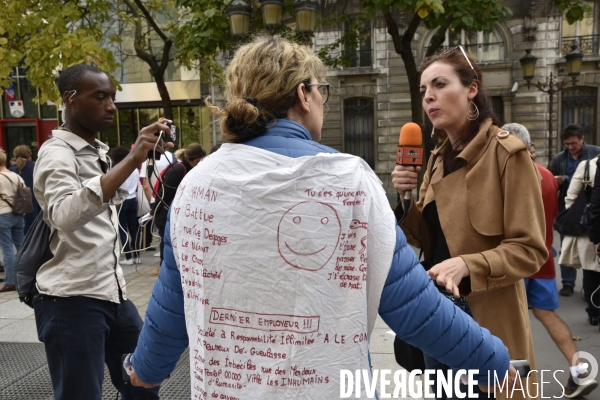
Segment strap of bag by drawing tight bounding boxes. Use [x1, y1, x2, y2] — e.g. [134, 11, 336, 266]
[0, 173, 17, 208]
[584, 159, 593, 200]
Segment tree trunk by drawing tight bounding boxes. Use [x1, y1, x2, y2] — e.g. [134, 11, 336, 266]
[384, 12, 424, 135]
[154, 69, 173, 121]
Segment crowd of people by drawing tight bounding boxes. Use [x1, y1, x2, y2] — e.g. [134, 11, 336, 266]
[0, 36, 598, 400]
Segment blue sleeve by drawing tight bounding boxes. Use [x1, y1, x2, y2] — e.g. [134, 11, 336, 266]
[132, 208, 189, 384]
[378, 225, 509, 383]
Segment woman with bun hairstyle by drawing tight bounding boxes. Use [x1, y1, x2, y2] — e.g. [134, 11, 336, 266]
[392, 47, 548, 399]
[127, 37, 515, 398]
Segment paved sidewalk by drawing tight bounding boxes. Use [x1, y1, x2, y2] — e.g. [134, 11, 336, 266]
[0, 234, 598, 399]
[0, 247, 414, 399]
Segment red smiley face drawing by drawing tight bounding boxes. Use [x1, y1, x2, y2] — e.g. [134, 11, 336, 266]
[277, 201, 341, 271]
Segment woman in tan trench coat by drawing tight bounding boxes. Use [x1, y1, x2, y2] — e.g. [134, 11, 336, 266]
[392, 47, 547, 400]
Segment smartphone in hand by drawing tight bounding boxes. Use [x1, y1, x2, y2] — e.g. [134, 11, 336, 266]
[510, 359, 530, 376]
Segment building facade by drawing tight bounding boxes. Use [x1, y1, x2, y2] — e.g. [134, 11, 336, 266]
[306, 0, 600, 203]
[2, 0, 599, 206]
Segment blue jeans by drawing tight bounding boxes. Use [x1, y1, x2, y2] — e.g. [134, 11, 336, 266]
[119, 198, 140, 259]
[560, 265, 577, 288]
[423, 290, 494, 399]
[0, 212, 24, 285]
[33, 293, 160, 400]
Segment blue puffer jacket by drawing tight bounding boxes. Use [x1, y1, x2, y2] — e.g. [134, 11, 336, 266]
[132, 118, 509, 384]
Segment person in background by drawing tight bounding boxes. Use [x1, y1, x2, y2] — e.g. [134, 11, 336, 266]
[560, 152, 600, 327]
[9, 145, 40, 234]
[32, 63, 170, 400]
[126, 36, 516, 399]
[504, 123, 597, 398]
[151, 143, 205, 274]
[529, 141, 536, 161]
[111, 146, 141, 265]
[174, 148, 185, 162]
[0, 149, 25, 292]
[9, 158, 17, 167]
[392, 46, 547, 400]
[140, 148, 176, 260]
[587, 155, 600, 332]
[550, 124, 600, 297]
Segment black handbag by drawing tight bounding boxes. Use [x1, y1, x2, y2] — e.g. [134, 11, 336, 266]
[554, 160, 592, 237]
[14, 212, 54, 307]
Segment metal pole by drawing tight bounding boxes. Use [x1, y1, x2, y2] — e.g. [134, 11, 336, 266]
[548, 72, 554, 164]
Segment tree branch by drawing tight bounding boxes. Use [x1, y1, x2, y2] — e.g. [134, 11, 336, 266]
[133, 0, 168, 42]
[122, 0, 157, 69]
[425, 15, 452, 57]
[383, 11, 403, 54]
[401, 13, 422, 49]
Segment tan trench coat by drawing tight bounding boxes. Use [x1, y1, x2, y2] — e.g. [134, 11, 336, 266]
[398, 119, 548, 399]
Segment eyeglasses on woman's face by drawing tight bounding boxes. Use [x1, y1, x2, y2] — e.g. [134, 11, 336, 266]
[306, 83, 330, 105]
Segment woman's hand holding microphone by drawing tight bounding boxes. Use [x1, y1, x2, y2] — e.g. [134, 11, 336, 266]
[391, 165, 421, 207]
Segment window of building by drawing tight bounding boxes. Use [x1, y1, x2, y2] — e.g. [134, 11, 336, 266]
[343, 19, 372, 68]
[561, 87, 598, 145]
[118, 109, 139, 146]
[344, 98, 374, 168]
[561, 1, 597, 55]
[430, 28, 504, 63]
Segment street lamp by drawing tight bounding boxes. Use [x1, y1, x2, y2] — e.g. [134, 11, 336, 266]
[258, 0, 284, 28]
[226, 0, 317, 45]
[565, 42, 584, 85]
[519, 44, 583, 162]
[293, 0, 317, 45]
[227, 0, 252, 37]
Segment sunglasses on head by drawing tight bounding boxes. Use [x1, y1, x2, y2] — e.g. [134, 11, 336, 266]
[442, 45, 478, 81]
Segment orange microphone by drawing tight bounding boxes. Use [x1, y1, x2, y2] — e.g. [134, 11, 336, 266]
[397, 122, 424, 166]
[397, 123, 423, 213]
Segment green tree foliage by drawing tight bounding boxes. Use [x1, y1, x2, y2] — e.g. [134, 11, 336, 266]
[0, 0, 117, 104]
[172, 0, 298, 87]
[0, 0, 184, 120]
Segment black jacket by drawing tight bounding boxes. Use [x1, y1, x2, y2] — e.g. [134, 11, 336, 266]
[588, 157, 600, 244]
[550, 143, 600, 211]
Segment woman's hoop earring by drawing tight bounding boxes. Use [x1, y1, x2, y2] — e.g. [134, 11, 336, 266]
[466, 101, 479, 121]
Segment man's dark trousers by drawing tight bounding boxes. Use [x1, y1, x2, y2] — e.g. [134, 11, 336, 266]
[33, 293, 160, 400]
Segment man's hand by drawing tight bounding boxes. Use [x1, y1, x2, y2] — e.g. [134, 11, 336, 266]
[129, 118, 175, 166]
[99, 118, 174, 203]
[129, 370, 161, 389]
[427, 257, 469, 298]
[555, 175, 566, 185]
